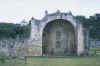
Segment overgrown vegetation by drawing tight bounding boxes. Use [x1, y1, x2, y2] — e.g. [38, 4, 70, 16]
[75, 13, 100, 40]
[0, 23, 31, 39]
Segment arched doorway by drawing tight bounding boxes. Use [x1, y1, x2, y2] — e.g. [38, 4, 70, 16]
[42, 19, 77, 56]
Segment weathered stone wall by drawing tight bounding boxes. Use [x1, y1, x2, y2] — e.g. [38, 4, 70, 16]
[29, 10, 85, 56]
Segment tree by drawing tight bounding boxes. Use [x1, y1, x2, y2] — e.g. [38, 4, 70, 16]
[75, 14, 100, 40]
[0, 23, 31, 39]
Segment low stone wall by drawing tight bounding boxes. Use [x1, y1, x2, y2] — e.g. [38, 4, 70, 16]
[28, 44, 42, 56]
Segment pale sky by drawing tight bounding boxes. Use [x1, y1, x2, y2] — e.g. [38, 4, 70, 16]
[0, 0, 100, 23]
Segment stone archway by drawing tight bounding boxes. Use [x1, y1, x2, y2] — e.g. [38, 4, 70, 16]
[42, 19, 77, 56]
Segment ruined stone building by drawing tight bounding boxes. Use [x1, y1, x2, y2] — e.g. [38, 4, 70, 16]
[28, 10, 86, 56]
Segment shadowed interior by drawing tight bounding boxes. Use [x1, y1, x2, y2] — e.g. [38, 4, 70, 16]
[42, 19, 77, 56]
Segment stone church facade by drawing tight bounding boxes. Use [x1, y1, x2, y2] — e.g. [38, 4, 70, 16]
[29, 10, 85, 56]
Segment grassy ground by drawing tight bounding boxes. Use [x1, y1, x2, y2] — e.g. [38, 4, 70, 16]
[90, 47, 100, 51]
[90, 47, 100, 55]
[0, 56, 100, 66]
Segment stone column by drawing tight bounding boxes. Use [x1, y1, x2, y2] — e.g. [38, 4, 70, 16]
[68, 32, 71, 54]
[77, 24, 85, 56]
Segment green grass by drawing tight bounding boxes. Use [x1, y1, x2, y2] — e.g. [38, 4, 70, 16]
[90, 47, 100, 55]
[90, 47, 100, 51]
[0, 56, 100, 66]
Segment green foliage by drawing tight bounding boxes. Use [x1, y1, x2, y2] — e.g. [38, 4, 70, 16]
[0, 57, 6, 63]
[0, 23, 16, 38]
[0, 23, 31, 39]
[90, 47, 100, 51]
[75, 14, 100, 40]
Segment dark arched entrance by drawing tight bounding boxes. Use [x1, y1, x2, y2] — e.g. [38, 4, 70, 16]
[42, 19, 77, 56]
